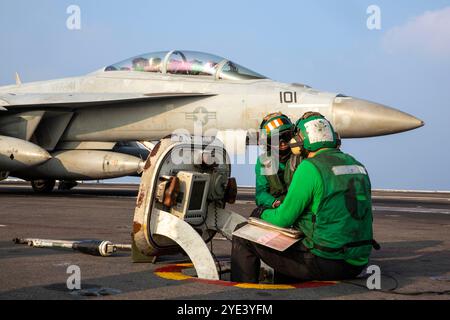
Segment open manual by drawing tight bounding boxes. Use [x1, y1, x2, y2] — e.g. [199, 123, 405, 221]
[232, 218, 303, 252]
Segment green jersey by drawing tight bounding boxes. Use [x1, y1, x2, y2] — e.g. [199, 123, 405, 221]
[262, 149, 374, 266]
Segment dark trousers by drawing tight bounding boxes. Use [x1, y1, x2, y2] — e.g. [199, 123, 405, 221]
[231, 231, 366, 283]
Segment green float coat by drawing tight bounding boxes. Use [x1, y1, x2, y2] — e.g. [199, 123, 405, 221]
[255, 156, 287, 208]
[255, 155, 299, 208]
[262, 149, 373, 266]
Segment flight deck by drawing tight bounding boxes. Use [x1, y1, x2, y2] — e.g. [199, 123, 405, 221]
[0, 182, 449, 300]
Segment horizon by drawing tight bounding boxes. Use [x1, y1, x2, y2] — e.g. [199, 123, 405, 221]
[1, 0, 449, 190]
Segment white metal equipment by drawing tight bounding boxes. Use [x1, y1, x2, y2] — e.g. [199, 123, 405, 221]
[132, 137, 246, 280]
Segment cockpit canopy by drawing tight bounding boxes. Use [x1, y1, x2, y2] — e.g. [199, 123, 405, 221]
[104, 50, 266, 80]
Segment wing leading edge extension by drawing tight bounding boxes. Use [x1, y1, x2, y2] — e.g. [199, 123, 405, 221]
[0, 92, 216, 110]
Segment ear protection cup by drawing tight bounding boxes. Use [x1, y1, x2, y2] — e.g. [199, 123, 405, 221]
[289, 134, 304, 156]
[335, 132, 342, 149]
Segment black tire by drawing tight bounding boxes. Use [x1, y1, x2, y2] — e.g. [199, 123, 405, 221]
[31, 180, 56, 193]
[58, 180, 78, 191]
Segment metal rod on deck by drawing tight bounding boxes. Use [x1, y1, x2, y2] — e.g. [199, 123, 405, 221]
[13, 238, 132, 257]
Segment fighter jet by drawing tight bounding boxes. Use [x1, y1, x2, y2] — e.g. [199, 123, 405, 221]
[0, 50, 423, 192]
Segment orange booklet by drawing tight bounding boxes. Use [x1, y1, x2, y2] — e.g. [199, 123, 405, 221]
[232, 220, 302, 252]
[248, 218, 303, 239]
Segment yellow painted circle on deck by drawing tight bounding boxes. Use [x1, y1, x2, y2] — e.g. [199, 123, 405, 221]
[154, 263, 338, 290]
[155, 263, 194, 281]
[234, 283, 298, 290]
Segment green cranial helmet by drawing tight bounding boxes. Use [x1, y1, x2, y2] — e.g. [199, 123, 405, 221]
[259, 112, 293, 138]
[294, 112, 338, 152]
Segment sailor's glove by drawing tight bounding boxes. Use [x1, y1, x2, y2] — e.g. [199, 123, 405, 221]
[272, 200, 281, 208]
[250, 206, 266, 219]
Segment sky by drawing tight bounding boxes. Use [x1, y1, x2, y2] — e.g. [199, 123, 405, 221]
[0, 0, 449, 190]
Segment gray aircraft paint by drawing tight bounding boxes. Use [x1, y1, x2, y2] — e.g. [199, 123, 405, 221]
[0, 50, 423, 183]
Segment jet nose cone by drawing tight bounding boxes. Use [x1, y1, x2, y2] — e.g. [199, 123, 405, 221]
[332, 97, 424, 138]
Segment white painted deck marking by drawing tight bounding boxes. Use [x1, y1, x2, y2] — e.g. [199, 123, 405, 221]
[373, 195, 450, 202]
[373, 206, 450, 215]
